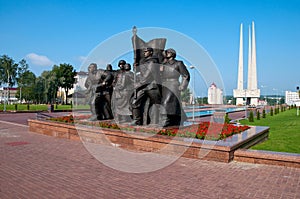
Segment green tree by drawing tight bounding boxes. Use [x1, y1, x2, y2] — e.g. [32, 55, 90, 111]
[262, 109, 266, 118]
[256, 110, 260, 120]
[196, 97, 208, 105]
[16, 71, 36, 102]
[16, 59, 30, 102]
[40, 70, 58, 104]
[57, 63, 76, 104]
[181, 88, 192, 104]
[248, 110, 254, 122]
[224, 113, 231, 124]
[270, 107, 274, 116]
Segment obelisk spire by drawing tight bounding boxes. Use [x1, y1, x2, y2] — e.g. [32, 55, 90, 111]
[237, 23, 244, 90]
[247, 25, 252, 90]
[251, 21, 257, 89]
[234, 21, 260, 106]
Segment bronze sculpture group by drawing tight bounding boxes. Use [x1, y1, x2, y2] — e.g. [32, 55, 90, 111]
[84, 28, 190, 127]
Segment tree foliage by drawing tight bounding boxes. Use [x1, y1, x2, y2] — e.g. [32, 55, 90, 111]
[262, 109, 266, 118]
[0, 55, 23, 102]
[57, 63, 76, 104]
[0, 54, 77, 105]
[256, 110, 260, 120]
[181, 88, 192, 104]
[16, 71, 36, 102]
[248, 110, 254, 122]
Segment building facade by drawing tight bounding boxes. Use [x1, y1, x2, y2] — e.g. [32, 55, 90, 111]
[285, 91, 300, 106]
[0, 87, 18, 103]
[208, 83, 223, 104]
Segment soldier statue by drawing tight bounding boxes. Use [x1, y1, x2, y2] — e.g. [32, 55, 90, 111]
[84, 63, 114, 121]
[131, 47, 161, 126]
[113, 63, 134, 123]
[160, 48, 190, 127]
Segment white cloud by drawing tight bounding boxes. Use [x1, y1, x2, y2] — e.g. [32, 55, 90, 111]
[26, 53, 54, 66]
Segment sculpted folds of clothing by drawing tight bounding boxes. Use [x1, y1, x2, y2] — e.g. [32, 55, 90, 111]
[161, 59, 190, 123]
[135, 56, 161, 89]
[131, 55, 161, 125]
[162, 60, 190, 90]
[114, 71, 134, 115]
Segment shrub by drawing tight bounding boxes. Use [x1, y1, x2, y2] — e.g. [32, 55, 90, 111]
[262, 109, 266, 118]
[270, 107, 273, 116]
[256, 110, 260, 120]
[224, 113, 231, 124]
[248, 110, 254, 122]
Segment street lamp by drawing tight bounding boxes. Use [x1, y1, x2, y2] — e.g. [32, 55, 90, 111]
[244, 89, 247, 118]
[190, 66, 195, 122]
[297, 86, 299, 116]
[261, 85, 268, 105]
[3, 71, 10, 112]
[272, 88, 278, 106]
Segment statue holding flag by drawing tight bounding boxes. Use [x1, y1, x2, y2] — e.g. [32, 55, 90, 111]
[131, 27, 166, 126]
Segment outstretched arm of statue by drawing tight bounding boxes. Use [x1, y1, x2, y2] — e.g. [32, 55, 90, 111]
[178, 61, 190, 91]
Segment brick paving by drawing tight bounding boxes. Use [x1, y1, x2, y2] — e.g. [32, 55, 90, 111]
[0, 113, 300, 198]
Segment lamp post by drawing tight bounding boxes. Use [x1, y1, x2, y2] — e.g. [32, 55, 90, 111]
[3, 71, 10, 112]
[297, 86, 299, 116]
[190, 66, 195, 122]
[261, 84, 269, 110]
[3, 87, 7, 112]
[272, 88, 278, 106]
[244, 89, 247, 118]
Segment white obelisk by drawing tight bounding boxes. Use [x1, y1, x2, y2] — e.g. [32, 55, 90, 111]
[247, 21, 260, 105]
[234, 21, 260, 106]
[251, 21, 257, 90]
[233, 23, 245, 105]
[247, 25, 252, 90]
[238, 23, 244, 90]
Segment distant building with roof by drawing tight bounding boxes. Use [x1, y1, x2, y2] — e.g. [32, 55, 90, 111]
[285, 91, 300, 106]
[65, 71, 88, 105]
[208, 83, 223, 104]
[0, 87, 18, 103]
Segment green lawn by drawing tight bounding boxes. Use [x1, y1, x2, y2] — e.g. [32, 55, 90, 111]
[0, 104, 89, 111]
[240, 108, 300, 154]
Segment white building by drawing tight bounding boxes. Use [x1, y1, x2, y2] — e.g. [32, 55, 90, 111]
[57, 71, 88, 104]
[285, 91, 300, 106]
[0, 87, 18, 103]
[74, 71, 88, 91]
[208, 83, 223, 104]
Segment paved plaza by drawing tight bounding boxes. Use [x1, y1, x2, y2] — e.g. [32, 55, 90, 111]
[0, 113, 299, 198]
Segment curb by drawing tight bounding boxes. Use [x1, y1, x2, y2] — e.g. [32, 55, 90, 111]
[234, 149, 300, 168]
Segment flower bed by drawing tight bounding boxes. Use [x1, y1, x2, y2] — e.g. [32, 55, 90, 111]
[158, 122, 250, 140]
[29, 118, 269, 163]
[48, 115, 250, 141]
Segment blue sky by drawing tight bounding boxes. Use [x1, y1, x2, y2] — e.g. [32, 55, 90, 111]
[0, 0, 299, 96]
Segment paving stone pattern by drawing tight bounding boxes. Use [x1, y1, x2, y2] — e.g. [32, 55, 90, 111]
[0, 118, 299, 199]
[0, 114, 300, 199]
